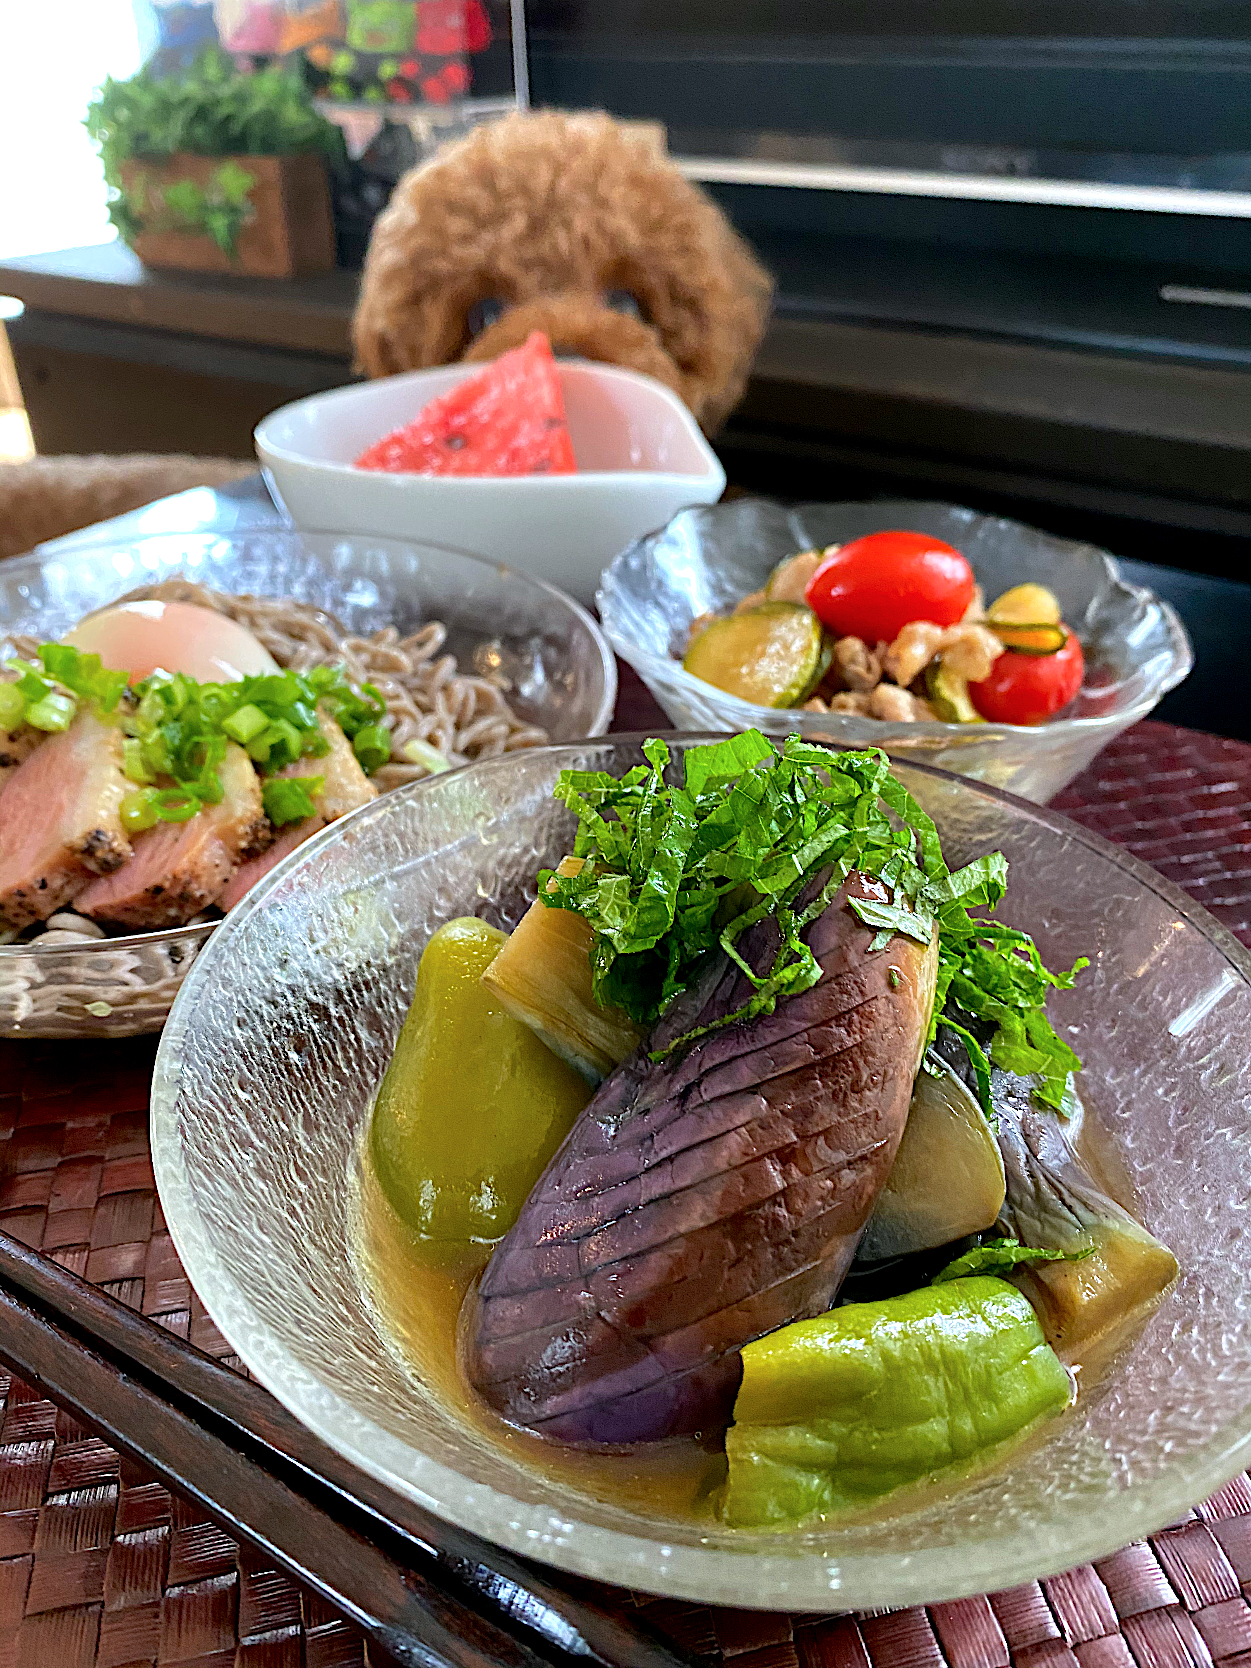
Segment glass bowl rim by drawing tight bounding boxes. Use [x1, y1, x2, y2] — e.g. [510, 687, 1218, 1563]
[596, 497, 1194, 740]
[151, 734, 1251, 1609]
[0, 525, 617, 964]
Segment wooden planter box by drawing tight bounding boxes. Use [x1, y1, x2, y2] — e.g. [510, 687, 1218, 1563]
[120, 152, 335, 279]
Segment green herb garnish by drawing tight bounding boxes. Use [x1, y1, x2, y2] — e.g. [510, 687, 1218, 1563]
[263, 776, 325, 827]
[933, 1237, 1095, 1284]
[0, 644, 388, 827]
[540, 732, 1085, 1110]
[3, 645, 129, 732]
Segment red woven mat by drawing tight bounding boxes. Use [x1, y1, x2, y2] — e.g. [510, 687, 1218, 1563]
[0, 713, 1249, 1668]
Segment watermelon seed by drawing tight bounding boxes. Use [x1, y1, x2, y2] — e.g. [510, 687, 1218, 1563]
[444, 434, 466, 450]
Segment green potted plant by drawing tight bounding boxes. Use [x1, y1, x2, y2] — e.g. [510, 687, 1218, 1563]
[86, 49, 347, 278]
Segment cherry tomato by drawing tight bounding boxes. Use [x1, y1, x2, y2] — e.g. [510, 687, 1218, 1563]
[803, 531, 975, 644]
[969, 631, 1085, 725]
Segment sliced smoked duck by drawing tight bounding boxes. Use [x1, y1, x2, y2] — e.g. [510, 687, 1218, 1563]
[75, 742, 264, 930]
[0, 710, 130, 929]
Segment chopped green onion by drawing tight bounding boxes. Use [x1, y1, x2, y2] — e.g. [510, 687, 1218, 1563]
[352, 723, 391, 774]
[141, 732, 172, 777]
[122, 738, 154, 784]
[260, 716, 303, 769]
[222, 703, 268, 744]
[402, 737, 451, 774]
[16, 670, 52, 704]
[263, 775, 323, 826]
[26, 692, 77, 732]
[120, 788, 160, 834]
[152, 788, 201, 823]
[6, 643, 386, 829]
[0, 684, 26, 731]
[37, 645, 128, 712]
[135, 687, 165, 729]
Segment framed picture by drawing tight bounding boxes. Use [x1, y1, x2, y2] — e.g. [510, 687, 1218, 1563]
[138, 0, 525, 110]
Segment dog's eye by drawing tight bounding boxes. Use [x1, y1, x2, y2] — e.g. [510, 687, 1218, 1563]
[605, 289, 644, 321]
[467, 297, 507, 337]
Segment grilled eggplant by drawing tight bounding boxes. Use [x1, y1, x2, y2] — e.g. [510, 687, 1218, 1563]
[465, 872, 937, 1446]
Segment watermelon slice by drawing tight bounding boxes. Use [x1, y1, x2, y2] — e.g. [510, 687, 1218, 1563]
[354, 332, 578, 477]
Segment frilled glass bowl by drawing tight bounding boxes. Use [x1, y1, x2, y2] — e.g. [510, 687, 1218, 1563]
[151, 737, 1251, 1611]
[0, 529, 614, 1038]
[597, 499, 1193, 803]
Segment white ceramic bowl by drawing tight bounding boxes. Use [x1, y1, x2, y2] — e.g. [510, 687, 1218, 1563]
[256, 359, 726, 604]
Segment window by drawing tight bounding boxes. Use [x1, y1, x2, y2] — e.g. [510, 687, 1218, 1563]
[0, 0, 141, 259]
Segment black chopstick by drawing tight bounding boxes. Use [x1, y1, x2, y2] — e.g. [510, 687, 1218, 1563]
[0, 1230, 691, 1668]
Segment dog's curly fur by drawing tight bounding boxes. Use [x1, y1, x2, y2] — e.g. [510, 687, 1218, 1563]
[353, 110, 773, 433]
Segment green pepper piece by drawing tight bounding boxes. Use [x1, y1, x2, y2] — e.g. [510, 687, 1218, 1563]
[370, 917, 590, 1244]
[721, 1276, 1071, 1527]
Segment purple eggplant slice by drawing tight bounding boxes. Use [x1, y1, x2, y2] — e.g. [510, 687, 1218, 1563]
[464, 873, 938, 1446]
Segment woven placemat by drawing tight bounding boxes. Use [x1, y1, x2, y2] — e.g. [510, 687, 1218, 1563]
[0, 715, 1249, 1668]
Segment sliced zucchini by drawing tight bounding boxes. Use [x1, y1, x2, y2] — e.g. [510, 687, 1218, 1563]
[988, 583, 1062, 627]
[925, 658, 982, 724]
[683, 602, 827, 709]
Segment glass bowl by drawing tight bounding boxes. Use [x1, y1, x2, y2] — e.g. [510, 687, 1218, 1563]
[597, 498, 1193, 803]
[151, 736, 1251, 1611]
[0, 529, 615, 1039]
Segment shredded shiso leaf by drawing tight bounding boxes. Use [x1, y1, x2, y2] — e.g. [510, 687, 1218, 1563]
[933, 1237, 1095, 1284]
[539, 731, 1086, 1111]
[1, 644, 386, 827]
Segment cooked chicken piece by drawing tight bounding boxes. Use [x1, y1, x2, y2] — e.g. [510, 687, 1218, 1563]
[75, 742, 264, 930]
[832, 636, 882, 692]
[219, 816, 324, 912]
[0, 711, 131, 929]
[801, 696, 828, 713]
[961, 584, 986, 623]
[219, 714, 374, 912]
[732, 589, 767, 615]
[827, 691, 872, 716]
[882, 620, 944, 688]
[765, 550, 823, 604]
[938, 623, 1004, 683]
[282, 711, 377, 821]
[869, 684, 927, 722]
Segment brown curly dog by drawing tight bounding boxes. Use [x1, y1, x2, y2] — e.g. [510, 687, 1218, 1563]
[352, 110, 773, 433]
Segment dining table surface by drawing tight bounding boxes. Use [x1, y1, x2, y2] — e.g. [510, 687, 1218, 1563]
[0, 487, 1247, 1668]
